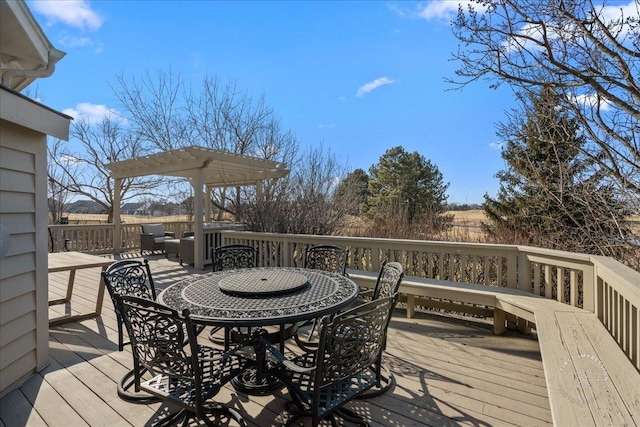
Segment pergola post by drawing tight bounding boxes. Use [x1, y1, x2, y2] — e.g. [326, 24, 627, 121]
[256, 180, 263, 201]
[113, 178, 122, 254]
[193, 168, 204, 270]
[205, 184, 211, 222]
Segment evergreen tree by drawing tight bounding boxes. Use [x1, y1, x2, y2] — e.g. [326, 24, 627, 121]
[483, 88, 632, 257]
[334, 168, 369, 215]
[365, 146, 452, 233]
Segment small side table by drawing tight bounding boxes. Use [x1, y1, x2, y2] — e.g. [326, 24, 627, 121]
[179, 236, 194, 265]
[164, 239, 180, 259]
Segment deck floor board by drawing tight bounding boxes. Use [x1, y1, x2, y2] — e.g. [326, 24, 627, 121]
[3, 253, 552, 426]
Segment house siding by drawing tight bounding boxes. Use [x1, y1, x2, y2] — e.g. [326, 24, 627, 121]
[0, 119, 51, 397]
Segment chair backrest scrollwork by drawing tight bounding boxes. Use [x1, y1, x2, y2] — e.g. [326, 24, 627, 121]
[102, 259, 156, 351]
[304, 245, 348, 276]
[211, 244, 257, 272]
[318, 294, 397, 384]
[373, 261, 404, 300]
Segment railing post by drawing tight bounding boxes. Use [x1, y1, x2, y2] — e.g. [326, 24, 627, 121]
[371, 244, 381, 272]
[283, 239, 293, 267]
[506, 249, 518, 288]
[517, 250, 531, 293]
[113, 178, 122, 254]
[582, 264, 595, 313]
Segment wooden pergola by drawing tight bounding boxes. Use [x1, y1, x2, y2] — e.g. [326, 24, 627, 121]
[105, 146, 289, 269]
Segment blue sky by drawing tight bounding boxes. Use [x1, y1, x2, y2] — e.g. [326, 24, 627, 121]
[27, 0, 524, 205]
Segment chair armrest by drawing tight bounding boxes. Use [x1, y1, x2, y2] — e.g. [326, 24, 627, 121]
[164, 231, 175, 238]
[257, 331, 315, 374]
[183, 231, 195, 238]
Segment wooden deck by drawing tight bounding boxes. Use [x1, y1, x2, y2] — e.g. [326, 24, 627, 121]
[0, 253, 551, 426]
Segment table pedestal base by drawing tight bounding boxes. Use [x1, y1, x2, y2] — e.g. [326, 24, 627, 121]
[231, 367, 282, 396]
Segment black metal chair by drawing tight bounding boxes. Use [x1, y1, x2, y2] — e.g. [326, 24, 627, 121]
[102, 259, 157, 352]
[209, 245, 258, 345]
[260, 294, 399, 427]
[118, 295, 249, 427]
[355, 261, 404, 398]
[102, 259, 204, 402]
[101, 259, 161, 402]
[296, 245, 349, 347]
[303, 244, 348, 276]
[299, 261, 404, 396]
[211, 244, 257, 272]
[358, 260, 404, 303]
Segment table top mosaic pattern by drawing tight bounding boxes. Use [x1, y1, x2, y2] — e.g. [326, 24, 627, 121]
[158, 267, 358, 326]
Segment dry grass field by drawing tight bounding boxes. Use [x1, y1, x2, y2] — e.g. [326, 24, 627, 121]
[62, 210, 639, 242]
[64, 210, 489, 239]
[62, 213, 192, 224]
[449, 209, 486, 240]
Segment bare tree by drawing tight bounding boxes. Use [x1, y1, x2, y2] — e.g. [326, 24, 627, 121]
[111, 70, 191, 151]
[186, 76, 300, 218]
[450, 0, 640, 206]
[47, 139, 74, 224]
[236, 144, 352, 235]
[112, 71, 301, 220]
[49, 116, 163, 222]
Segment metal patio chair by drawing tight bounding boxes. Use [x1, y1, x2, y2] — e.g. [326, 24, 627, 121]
[211, 244, 257, 272]
[102, 259, 204, 402]
[303, 244, 348, 276]
[295, 245, 349, 348]
[355, 261, 404, 398]
[118, 295, 249, 426]
[259, 294, 399, 427]
[102, 259, 158, 352]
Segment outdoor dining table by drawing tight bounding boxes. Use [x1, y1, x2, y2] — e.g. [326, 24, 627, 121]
[48, 251, 114, 326]
[157, 266, 359, 394]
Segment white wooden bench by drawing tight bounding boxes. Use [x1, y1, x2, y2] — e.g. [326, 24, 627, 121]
[346, 269, 640, 426]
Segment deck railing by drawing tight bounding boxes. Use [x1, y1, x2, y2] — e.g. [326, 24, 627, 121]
[222, 230, 640, 370]
[46, 224, 640, 370]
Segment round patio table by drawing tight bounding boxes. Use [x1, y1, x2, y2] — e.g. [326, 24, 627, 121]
[158, 267, 359, 394]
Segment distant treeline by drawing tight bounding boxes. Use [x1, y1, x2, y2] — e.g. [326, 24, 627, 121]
[447, 203, 482, 211]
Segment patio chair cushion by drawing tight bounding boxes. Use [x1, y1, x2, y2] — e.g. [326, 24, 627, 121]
[141, 223, 165, 237]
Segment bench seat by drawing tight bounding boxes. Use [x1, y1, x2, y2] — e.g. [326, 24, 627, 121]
[346, 268, 640, 426]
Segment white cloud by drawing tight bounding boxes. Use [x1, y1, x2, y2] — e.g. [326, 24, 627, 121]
[489, 141, 504, 150]
[572, 93, 612, 111]
[318, 124, 336, 129]
[62, 103, 123, 124]
[502, 1, 637, 52]
[59, 34, 94, 48]
[29, 0, 103, 31]
[416, 1, 461, 20]
[356, 77, 397, 97]
[390, 1, 486, 22]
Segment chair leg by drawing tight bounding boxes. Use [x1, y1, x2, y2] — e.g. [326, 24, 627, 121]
[117, 368, 161, 404]
[203, 402, 247, 427]
[118, 321, 124, 352]
[357, 363, 395, 399]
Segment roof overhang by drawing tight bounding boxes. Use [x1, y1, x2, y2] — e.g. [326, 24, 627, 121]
[1, 0, 66, 91]
[104, 146, 290, 187]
